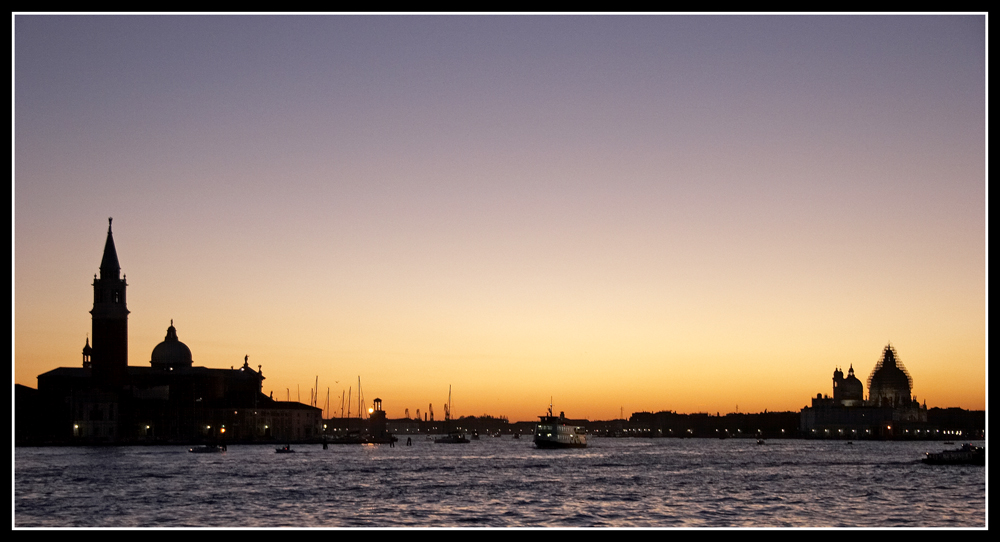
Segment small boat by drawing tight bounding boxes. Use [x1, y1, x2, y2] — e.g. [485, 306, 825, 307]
[326, 433, 367, 444]
[434, 385, 470, 444]
[434, 431, 470, 444]
[534, 403, 587, 449]
[756, 439, 765, 445]
[275, 444, 295, 453]
[922, 443, 984, 465]
[189, 444, 226, 453]
[327, 433, 397, 445]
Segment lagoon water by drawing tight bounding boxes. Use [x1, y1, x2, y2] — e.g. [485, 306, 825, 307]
[14, 438, 986, 528]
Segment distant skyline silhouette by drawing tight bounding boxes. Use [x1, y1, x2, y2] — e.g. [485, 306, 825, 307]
[14, 14, 985, 422]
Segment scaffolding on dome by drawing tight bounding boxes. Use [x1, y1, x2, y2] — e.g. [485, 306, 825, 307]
[866, 343, 913, 391]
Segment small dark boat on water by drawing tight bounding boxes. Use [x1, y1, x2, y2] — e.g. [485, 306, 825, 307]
[189, 444, 226, 453]
[434, 432, 470, 444]
[275, 444, 295, 453]
[434, 385, 469, 444]
[922, 443, 984, 465]
[326, 432, 397, 445]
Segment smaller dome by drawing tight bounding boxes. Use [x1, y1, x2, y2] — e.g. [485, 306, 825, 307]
[841, 365, 864, 401]
[150, 320, 193, 369]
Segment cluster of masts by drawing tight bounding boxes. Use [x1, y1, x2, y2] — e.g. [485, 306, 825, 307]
[293, 376, 456, 423]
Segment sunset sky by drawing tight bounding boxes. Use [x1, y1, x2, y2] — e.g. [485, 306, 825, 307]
[14, 14, 986, 422]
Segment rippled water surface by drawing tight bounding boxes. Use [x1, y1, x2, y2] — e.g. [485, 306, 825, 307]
[15, 438, 986, 528]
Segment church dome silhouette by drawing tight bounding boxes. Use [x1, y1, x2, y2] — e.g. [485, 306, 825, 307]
[867, 343, 912, 407]
[150, 320, 193, 369]
[841, 365, 864, 401]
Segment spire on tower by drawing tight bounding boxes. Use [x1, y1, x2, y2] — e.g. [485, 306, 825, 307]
[99, 217, 121, 279]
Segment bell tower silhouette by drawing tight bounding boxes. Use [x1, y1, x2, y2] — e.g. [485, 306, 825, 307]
[90, 217, 129, 388]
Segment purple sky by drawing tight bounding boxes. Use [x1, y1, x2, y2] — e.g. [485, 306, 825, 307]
[14, 14, 985, 420]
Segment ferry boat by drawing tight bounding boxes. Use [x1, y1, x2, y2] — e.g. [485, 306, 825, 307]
[922, 443, 984, 465]
[534, 406, 587, 449]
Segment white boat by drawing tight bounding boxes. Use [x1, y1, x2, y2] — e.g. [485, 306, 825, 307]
[534, 405, 587, 449]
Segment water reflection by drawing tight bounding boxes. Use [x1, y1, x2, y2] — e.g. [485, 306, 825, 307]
[15, 438, 985, 528]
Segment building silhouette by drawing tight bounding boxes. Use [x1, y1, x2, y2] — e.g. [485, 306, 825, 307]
[800, 344, 934, 439]
[21, 219, 321, 445]
[90, 218, 129, 390]
[16, 222, 983, 444]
